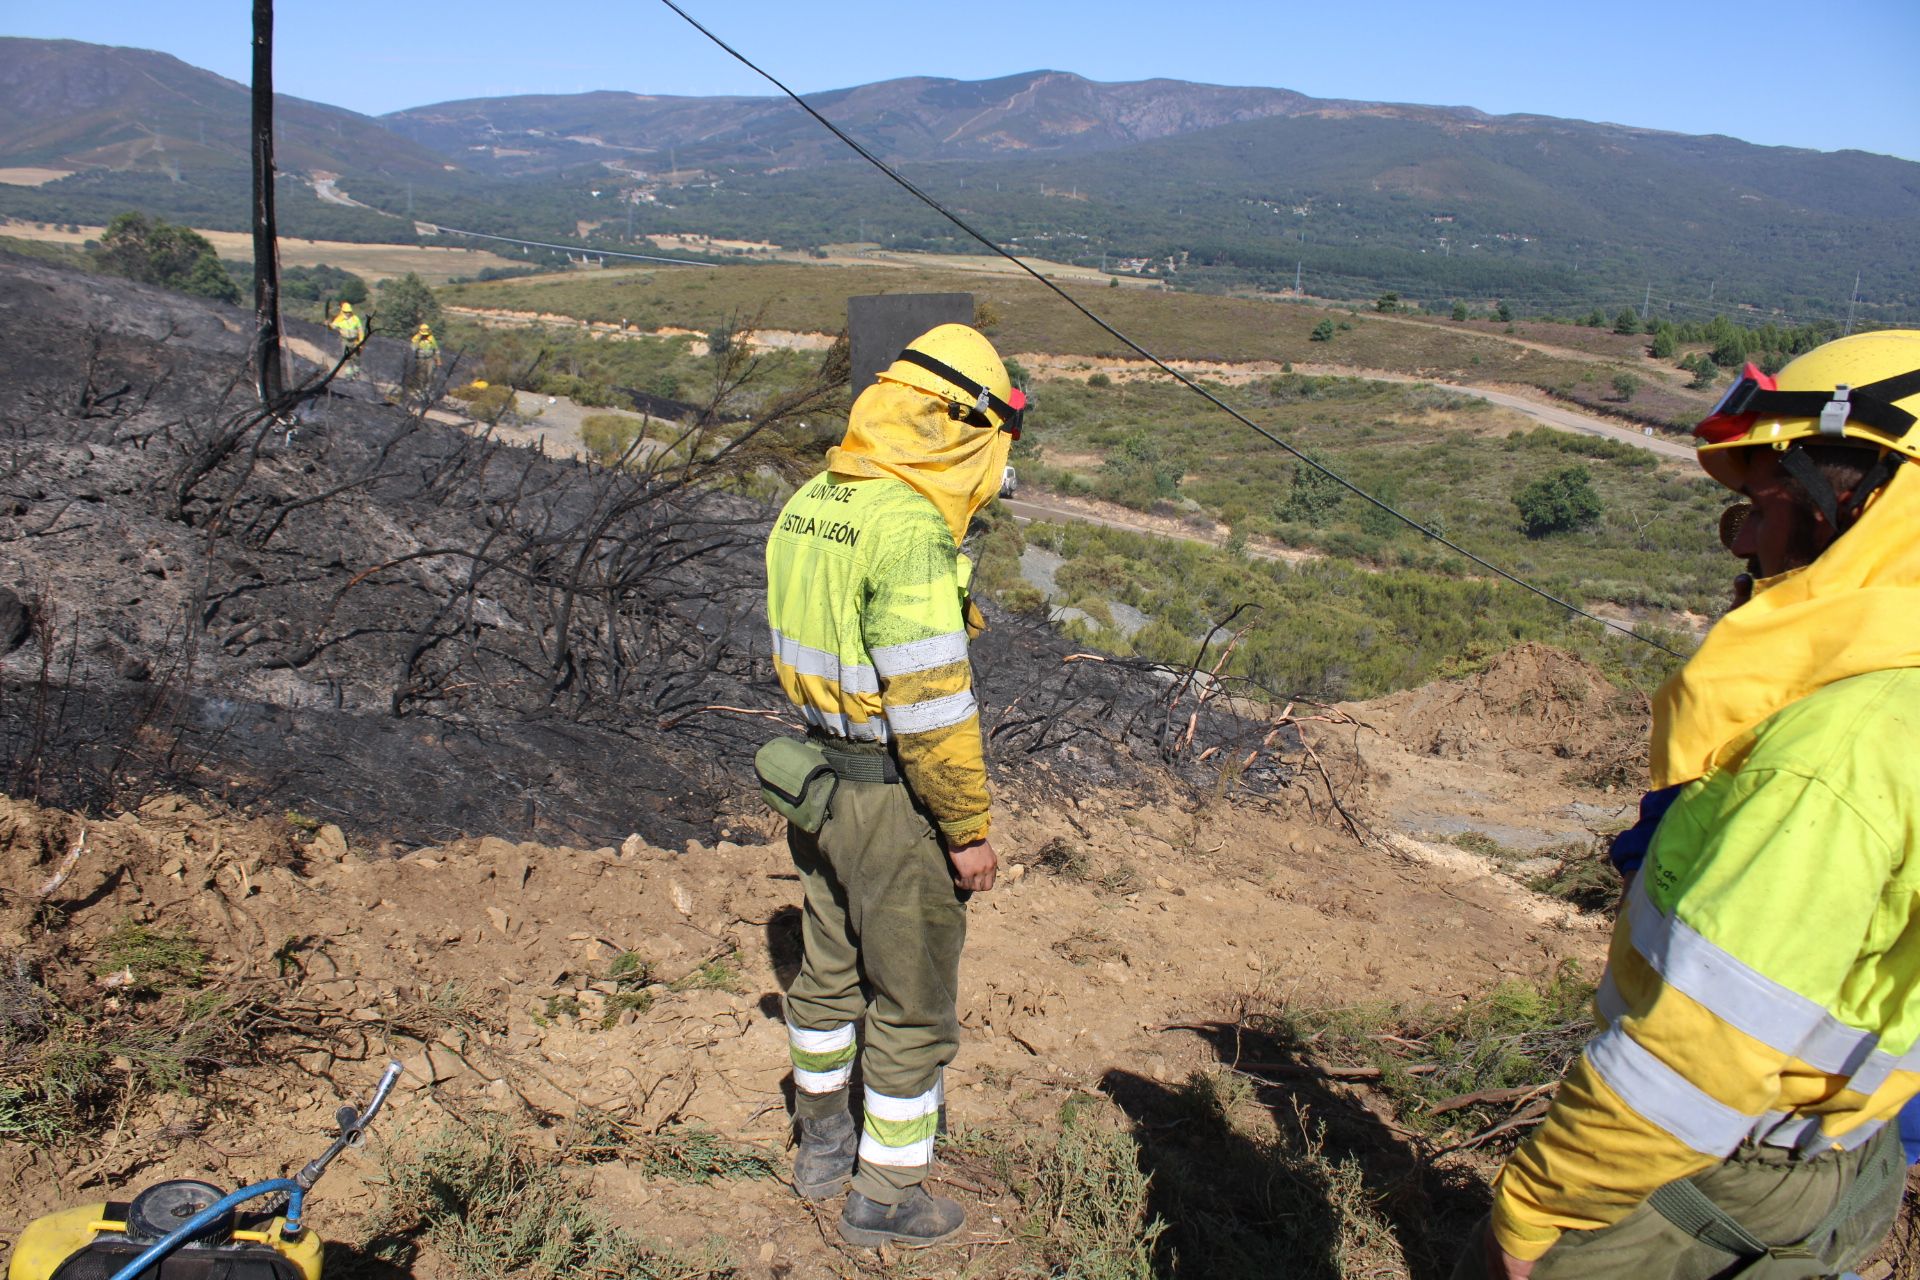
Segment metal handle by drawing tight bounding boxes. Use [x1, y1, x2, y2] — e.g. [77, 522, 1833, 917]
[296, 1059, 403, 1190]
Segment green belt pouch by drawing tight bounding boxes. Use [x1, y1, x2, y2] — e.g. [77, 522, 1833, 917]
[755, 737, 839, 833]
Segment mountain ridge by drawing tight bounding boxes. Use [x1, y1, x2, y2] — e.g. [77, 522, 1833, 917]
[2, 39, 1914, 321]
[0, 36, 450, 179]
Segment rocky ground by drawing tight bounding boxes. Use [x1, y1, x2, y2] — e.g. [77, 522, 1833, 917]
[0, 663, 1614, 1280]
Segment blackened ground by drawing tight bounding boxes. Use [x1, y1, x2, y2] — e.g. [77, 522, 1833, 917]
[0, 251, 1332, 849]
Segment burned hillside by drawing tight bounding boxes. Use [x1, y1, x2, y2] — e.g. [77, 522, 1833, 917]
[0, 253, 1341, 849]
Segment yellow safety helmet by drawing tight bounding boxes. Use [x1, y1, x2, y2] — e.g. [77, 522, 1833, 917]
[416, 323, 433, 334]
[879, 323, 1027, 438]
[1694, 329, 1920, 523]
[337, 302, 354, 314]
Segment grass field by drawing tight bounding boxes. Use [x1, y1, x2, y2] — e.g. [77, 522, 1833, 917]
[0, 220, 521, 284]
[430, 311, 1725, 697]
[960, 371, 1725, 700]
[447, 265, 1614, 371]
[1017, 374, 1727, 619]
[441, 259, 1718, 428]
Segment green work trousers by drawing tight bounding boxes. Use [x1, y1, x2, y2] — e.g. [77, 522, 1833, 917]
[784, 760, 967, 1204]
[1454, 1126, 1905, 1280]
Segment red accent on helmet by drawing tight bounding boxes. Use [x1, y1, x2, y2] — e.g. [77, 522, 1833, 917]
[1695, 362, 1777, 445]
[1007, 388, 1028, 412]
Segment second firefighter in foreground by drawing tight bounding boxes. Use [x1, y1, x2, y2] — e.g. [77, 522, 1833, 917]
[763, 323, 1025, 1248]
[1462, 329, 1920, 1279]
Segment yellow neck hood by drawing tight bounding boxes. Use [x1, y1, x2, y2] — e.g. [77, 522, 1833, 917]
[825, 379, 1012, 545]
[1651, 461, 1920, 787]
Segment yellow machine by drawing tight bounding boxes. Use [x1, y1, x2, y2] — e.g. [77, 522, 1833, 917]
[10, 1063, 398, 1280]
[9, 1188, 322, 1280]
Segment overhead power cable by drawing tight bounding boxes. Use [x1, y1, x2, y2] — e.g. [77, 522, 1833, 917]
[656, 0, 1685, 658]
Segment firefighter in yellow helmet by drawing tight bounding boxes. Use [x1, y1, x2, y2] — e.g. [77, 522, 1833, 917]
[327, 300, 365, 378]
[410, 322, 441, 383]
[763, 323, 1024, 1248]
[1464, 330, 1920, 1279]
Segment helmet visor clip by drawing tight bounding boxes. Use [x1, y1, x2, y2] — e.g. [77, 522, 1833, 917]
[1818, 386, 1852, 438]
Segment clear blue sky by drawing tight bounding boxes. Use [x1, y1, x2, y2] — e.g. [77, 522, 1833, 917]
[13, 0, 1919, 161]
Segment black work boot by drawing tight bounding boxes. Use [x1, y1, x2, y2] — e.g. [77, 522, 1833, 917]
[791, 1111, 858, 1200]
[839, 1186, 965, 1248]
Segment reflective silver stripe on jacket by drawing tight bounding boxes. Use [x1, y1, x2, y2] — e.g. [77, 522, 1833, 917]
[771, 628, 879, 695]
[870, 631, 969, 678]
[885, 688, 978, 735]
[800, 703, 889, 742]
[1625, 877, 1920, 1089]
[1586, 1025, 1758, 1156]
[1626, 877, 1828, 1059]
[1750, 1109, 1888, 1155]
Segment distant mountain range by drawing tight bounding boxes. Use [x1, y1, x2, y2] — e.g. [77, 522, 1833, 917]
[3, 38, 1915, 323]
[380, 73, 1340, 174]
[0, 38, 443, 178]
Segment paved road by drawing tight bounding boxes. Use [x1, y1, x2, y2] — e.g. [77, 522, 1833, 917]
[1004, 497, 1142, 535]
[1467, 385, 1693, 460]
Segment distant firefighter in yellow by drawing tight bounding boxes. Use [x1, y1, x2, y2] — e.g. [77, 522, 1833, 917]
[327, 301, 365, 378]
[760, 323, 1025, 1249]
[410, 322, 441, 383]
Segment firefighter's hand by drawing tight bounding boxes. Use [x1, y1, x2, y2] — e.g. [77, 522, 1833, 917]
[948, 839, 998, 893]
[1483, 1229, 1534, 1280]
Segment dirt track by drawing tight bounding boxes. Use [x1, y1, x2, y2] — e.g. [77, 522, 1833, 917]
[1004, 493, 1324, 566]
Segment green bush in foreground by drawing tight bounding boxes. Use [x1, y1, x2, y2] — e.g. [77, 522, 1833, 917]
[372, 1122, 735, 1280]
[1020, 1103, 1166, 1280]
[1255, 961, 1595, 1140]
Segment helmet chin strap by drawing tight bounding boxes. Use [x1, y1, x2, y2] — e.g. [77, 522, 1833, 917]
[1775, 445, 1904, 535]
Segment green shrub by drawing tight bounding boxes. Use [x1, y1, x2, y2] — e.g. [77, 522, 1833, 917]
[1096, 431, 1184, 509]
[373, 271, 442, 334]
[90, 211, 238, 303]
[371, 1122, 734, 1279]
[458, 383, 517, 425]
[1277, 463, 1347, 526]
[1513, 466, 1604, 537]
[579, 413, 647, 465]
[95, 921, 208, 994]
[1248, 961, 1594, 1141]
[1019, 1103, 1165, 1280]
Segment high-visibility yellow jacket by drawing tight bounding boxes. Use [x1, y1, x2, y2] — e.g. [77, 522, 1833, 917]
[1492, 665, 1920, 1260]
[765, 470, 990, 845]
[330, 311, 364, 345]
[411, 334, 439, 357]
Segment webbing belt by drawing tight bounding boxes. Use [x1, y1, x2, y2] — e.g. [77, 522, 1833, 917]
[1647, 1131, 1900, 1278]
[818, 743, 900, 785]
